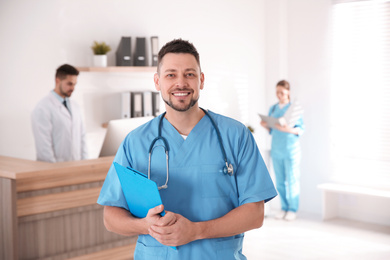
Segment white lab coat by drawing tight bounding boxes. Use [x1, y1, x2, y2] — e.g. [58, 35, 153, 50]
[31, 92, 88, 162]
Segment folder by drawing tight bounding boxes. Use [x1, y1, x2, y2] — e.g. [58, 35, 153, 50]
[134, 37, 147, 66]
[114, 162, 165, 218]
[121, 92, 131, 119]
[152, 92, 160, 117]
[151, 36, 159, 66]
[258, 114, 286, 128]
[131, 92, 144, 117]
[116, 37, 132, 66]
[143, 91, 153, 117]
[114, 163, 177, 250]
[259, 99, 304, 129]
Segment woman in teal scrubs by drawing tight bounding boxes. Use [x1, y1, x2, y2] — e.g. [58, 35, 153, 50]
[260, 80, 304, 221]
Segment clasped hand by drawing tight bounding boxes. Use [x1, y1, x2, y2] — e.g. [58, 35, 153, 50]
[145, 205, 198, 247]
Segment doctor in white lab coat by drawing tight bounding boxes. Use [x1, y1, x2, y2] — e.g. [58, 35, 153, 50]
[31, 64, 88, 163]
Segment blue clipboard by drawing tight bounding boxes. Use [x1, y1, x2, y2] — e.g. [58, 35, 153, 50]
[114, 162, 177, 250]
[114, 162, 165, 218]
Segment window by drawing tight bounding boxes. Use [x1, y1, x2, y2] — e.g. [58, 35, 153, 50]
[330, 0, 390, 189]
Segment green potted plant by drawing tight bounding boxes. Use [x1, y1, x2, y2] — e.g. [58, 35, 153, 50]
[91, 41, 111, 67]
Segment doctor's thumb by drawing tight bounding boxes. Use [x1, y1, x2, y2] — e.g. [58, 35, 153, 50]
[151, 204, 164, 215]
[157, 204, 164, 212]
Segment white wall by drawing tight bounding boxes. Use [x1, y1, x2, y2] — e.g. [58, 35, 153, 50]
[263, 0, 333, 215]
[284, 0, 333, 217]
[0, 0, 267, 160]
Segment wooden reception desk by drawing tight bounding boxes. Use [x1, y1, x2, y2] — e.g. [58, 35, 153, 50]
[0, 156, 136, 260]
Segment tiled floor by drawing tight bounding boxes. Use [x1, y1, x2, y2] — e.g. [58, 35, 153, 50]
[242, 212, 390, 260]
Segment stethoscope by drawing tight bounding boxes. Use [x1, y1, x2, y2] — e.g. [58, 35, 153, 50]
[148, 108, 234, 190]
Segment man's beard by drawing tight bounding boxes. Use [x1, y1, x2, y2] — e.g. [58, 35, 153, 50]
[59, 83, 72, 97]
[163, 96, 199, 112]
[61, 91, 72, 98]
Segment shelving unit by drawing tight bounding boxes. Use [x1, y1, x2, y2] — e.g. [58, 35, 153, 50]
[75, 66, 159, 158]
[76, 66, 157, 73]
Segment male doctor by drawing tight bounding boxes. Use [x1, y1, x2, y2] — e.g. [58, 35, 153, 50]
[97, 39, 277, 259]
[31, 64, 88, 163]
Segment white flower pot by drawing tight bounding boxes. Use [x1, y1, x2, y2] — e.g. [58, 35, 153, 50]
[93, 55, 107, 67]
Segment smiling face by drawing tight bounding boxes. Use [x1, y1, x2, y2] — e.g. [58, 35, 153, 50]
[154, 53, 204, 112]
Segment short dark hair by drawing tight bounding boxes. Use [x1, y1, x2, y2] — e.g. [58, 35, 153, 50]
[157, 39, 201, 72]
[55, 64, 79, 80]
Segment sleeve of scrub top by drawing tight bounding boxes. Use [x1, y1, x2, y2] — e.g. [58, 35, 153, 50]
[97, 139, 131, 210]
[235, 127, 277, 205]
[31, 105, 56, 163]
[293, 115, 305, 136]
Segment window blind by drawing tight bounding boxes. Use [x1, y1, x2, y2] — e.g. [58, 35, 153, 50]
[330, 0, 390, 189]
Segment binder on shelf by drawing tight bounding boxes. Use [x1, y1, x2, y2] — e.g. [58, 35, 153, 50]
[121, 92, 131, 119]
[151, 36, 159, 66]
[143, 91, 153, 117]
[131, 92, 144, 117]
[121, 91, 160, 119]
[134, 37, 147, 66]
[116, 37, 132, 66]
[152, 92, 160, 117]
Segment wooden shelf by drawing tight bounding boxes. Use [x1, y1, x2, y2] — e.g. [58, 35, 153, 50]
[77, 66, 157, 73]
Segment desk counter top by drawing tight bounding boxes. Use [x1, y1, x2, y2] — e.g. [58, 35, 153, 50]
[0, 156, 114, 192]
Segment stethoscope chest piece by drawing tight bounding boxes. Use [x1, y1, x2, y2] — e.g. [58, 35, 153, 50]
[223, 162, 234, 176]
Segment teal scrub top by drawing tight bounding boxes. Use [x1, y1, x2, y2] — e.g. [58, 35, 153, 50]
[98, 110, 277, 259]
[268, 103, 305, 158]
